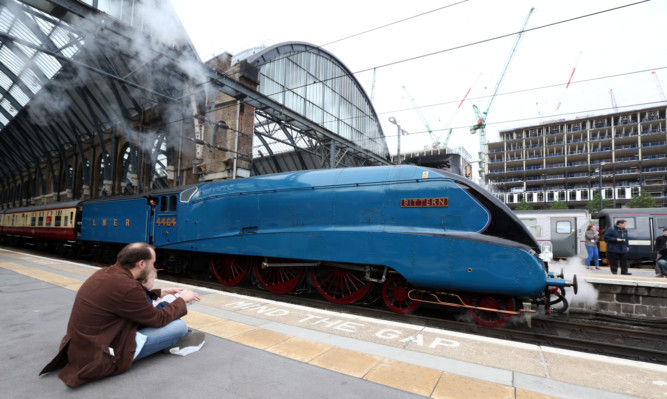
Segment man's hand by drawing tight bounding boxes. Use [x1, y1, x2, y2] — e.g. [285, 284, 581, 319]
[617, 238, 623, 242]
[180, 290, 200, 304]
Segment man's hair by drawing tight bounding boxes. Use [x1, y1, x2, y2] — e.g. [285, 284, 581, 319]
[663, 227, 667, 232]
[616, 219, 626, 226]
[116, 242, 155, 269]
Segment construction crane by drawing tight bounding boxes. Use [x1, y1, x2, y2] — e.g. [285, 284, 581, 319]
[442, 88, 472, 149]
[651, 71, 666, 103]
[471, 7, 534, 180]
[441, 74, 481, 149]
[609, 89, 618, 112]
[554, 51, 583, 112]
[402, 85, 440, 149]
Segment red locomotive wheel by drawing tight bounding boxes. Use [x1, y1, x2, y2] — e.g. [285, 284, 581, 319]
[210, 255, 251, 286]
[382, 275, 420, 314]
[253, 263, 305, 294]
[464, 295, 515, 327]
[310, 267, 373, 305]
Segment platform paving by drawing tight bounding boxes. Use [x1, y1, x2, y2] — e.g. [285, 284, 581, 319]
[1, 247, 665, 399]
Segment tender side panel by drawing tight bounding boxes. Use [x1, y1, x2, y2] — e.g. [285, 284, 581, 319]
[81, 199, 150, 244]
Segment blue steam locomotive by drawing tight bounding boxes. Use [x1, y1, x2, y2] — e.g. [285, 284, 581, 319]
[1, 165, 575, 326]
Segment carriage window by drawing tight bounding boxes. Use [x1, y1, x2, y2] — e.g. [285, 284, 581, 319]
[38, 217, 44, 226]
[160, 196, 168, 212]
[613, 217, 635, 229]
[55, 216, 61, 227]
[556, 221, 572, 233]
[46, 216, 52, 226]
[657, 217, 667, 230]
[520, 218, 541, 238]
[31, 217, 36, 227]
[64, 216, 68, 226]
[169, 195, 177, 211]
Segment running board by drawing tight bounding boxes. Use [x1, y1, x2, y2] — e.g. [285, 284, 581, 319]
[407, 291, 535, 315]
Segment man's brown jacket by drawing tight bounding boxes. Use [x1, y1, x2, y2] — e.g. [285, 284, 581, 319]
[40, 263, 187, 387]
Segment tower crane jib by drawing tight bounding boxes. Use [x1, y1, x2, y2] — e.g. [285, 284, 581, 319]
[471, 7, 535, 181]
[402, 85, 439, 149]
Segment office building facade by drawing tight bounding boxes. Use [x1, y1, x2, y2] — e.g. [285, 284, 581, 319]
[487, 106, 667, 209]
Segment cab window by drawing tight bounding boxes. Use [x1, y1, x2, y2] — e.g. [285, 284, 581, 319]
[169, 195, 177, 212]
[160, 196, 168, 212]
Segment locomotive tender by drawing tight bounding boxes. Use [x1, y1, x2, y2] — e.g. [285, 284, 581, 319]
[1, 165, 575, 326]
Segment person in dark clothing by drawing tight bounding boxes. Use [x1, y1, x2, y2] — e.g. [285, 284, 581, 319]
[655, 227, 667, 277]
[603, 219, 631, 275]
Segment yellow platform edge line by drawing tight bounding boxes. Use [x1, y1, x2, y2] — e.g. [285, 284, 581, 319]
[185, 310, 557, 399]
[0, 261, 82, 287]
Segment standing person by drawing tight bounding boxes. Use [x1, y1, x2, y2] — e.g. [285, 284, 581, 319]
[655, 227, 667, 277]
[584, 224, 600, 270]
[40, 242, 201, 387]
[603, 219, 631, 275]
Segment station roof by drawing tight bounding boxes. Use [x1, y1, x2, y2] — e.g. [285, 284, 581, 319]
[0, 0, 197, 183]
[0, 1, 390, 195]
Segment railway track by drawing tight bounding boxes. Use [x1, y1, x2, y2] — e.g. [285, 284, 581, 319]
[160, 273, 667, 365]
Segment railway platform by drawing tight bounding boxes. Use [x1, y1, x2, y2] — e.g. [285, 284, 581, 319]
[1, 246, 665, 399]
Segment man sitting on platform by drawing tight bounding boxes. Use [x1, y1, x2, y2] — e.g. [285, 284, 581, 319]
[39, 242, 201, 387]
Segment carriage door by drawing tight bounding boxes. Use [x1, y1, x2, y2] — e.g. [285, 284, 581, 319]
[153, 195, 179, 247]
[551, 217, 577, 258]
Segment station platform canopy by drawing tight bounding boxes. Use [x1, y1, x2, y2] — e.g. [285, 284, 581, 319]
[0, 0, 390, 204]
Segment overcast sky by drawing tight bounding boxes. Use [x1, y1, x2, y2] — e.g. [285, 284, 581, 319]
[170, 0, 667, 171]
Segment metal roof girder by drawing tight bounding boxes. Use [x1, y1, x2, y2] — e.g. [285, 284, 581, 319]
[11, 1, 64, 56]
[0, 33, 53, 85]
[8, 121, 47, 194]
[0, 101, 16, 122]
[208, 72, 389, 165]
[0, 76, 27, 113]
[254, 132, 282, 173]
[25, 118, 69, 193]
[79, 39, 142, 121]
[0, 128, 35, 168]
[0, 31, 178, 103]
[19, 117, 65, 176]
[0, 138, 28, 173]
[277, 123, 311, 170]
[13, 115, 53, 158]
